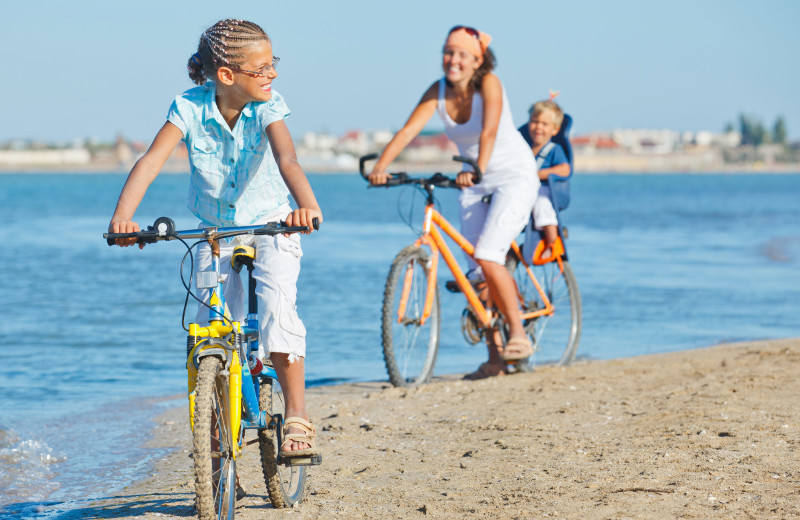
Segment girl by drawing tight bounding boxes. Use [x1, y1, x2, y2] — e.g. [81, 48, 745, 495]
[109, 19, 322, 458]
[369, 26, 538, 379]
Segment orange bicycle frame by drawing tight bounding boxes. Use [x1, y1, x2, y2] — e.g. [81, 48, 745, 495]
[397, 203, 554, 328]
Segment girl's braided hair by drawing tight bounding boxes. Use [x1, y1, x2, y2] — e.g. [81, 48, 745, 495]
[187, 19, 270, 85]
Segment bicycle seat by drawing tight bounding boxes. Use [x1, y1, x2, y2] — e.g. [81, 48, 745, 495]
[231, 245, 256, 272]
[518, 113, 574, 211]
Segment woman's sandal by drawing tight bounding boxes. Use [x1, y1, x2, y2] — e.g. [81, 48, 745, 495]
[463, 361, 507, 380]
[502, 336, 534, 361]
[280, 417, 318, 458]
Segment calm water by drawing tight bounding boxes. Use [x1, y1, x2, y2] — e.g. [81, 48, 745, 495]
[1, 172, 799, 517]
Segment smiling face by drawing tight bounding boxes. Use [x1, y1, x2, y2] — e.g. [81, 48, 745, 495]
[442, 45, 481, 85]
[528, 108, 561, 148]
[229, 40, 278, 103]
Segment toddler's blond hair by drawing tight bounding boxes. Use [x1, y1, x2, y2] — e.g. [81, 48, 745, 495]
[529, 100, 564, 129]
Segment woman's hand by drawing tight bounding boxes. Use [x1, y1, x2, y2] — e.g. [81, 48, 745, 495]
[368, 169, 391, 185]
[285, 208, 323, 234]
[455, 171, 476, 188]
[109, 218, 143, 248]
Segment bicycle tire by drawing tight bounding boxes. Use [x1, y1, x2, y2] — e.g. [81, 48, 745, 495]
[382, 246, 440, 387]
[506, 252, 582, 367]
[193, 356, 237, 520]
[258, 377, 307, 507]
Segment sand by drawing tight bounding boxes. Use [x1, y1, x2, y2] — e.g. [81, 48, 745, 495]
[71, 338, 798, 519]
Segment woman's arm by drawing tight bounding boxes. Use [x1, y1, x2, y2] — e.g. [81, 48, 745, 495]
[108, 121, 183, 247]
[266, 119, 322, 232]
[369, 82, 439, 184]
[462, 72, 502, 187]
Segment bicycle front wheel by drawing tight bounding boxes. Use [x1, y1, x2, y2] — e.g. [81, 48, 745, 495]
[258, 377, 306, 508]
[507, 254, 582, 366]
[382, 246, 440, 387]
[193, 356, 237, 520]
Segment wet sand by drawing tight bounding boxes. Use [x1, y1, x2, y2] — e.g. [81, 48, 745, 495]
[67, 338, 798, 519]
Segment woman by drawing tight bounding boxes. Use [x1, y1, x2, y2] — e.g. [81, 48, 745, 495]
[369, 25, 538, 379]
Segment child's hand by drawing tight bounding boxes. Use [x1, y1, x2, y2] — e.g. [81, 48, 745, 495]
[109, 219, 144, 248]
[285, 208, 322, 235]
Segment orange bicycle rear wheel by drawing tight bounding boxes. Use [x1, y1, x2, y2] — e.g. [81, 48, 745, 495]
[506, 252, 581, 367]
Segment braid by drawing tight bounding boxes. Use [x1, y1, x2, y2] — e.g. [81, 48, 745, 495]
[188, 19, 270, 85]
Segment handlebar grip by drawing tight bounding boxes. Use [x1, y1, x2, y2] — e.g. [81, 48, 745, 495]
[312, 217, 320, 230]
[452, 155, 483, 183]
[359, 153, 379, 180]
[107, 237, 115, 246]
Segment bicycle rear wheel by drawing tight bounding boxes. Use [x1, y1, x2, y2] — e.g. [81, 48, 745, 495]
[507, 252, 582, 366]
[382, 246, 440, 387]
[258, 377, 307, 507]
[193, 356, 237, 520]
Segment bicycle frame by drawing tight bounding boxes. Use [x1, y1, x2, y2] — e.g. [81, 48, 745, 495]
[402, 202, 555, 329]
[185, 238, 280, 460]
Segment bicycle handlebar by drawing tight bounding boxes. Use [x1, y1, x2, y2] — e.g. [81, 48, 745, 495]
[104, 216, 320, 247]
[358, 153, 483, 185]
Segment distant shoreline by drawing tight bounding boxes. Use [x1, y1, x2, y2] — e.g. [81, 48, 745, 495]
[1, 160, 800, 175]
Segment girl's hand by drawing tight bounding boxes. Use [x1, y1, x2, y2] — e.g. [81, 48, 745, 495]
[285, 208, 322, 235]
[109, 219, 144, 248]
[455, 171, 476, 188]
[368, 169, 391, 185]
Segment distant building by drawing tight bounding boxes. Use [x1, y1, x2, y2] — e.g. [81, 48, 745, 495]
[0, 147, 91, 166]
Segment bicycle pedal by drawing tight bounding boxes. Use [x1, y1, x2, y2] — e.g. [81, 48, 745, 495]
[279, 454, 322, 466]
[445, 280, 461, 293]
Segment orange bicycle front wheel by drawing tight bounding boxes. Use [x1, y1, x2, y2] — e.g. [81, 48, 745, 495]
[382, 246, 440, 387]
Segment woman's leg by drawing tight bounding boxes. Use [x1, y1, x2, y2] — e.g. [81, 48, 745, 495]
[477, 258, 527, 341]
[471, 178, 537, 344]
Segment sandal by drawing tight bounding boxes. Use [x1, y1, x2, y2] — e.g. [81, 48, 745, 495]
[463, 361, 507, 380]
[280, 417, 318, 458]
[502, 336, 533, 361]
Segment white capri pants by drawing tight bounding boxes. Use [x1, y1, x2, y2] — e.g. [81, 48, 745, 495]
[533, 185, 559, 229]
[459, 173, 538, 267]
[194, 209, 306, 361]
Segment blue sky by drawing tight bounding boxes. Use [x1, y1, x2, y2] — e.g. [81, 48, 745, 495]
[3, 0, 799, 143]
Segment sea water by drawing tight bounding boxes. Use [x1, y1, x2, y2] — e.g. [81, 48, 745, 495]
[1, 172, 799, 517]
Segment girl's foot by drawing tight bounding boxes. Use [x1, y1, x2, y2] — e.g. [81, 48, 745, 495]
[280, 417, 318, 457]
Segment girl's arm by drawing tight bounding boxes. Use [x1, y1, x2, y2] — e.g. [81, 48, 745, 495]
[368, 82, 439, 184]
[458, 72, 502, 187]
[108, 122, 183, 247]
[266, 120, 322, 232]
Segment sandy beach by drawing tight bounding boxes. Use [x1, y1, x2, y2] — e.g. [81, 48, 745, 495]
[65, 338, 798, 519]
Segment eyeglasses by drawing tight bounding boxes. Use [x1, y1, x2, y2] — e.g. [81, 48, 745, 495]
[230, 56, 280, 77]
[449, 25, 480, 39]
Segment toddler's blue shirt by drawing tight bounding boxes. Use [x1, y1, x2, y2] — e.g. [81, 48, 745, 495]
[537, 141, 568, 170]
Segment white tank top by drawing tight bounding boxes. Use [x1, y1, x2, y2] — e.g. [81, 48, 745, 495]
[436, 78, 537, 183]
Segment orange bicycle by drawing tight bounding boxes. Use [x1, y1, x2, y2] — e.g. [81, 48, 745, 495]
[360, 154, 582, 387]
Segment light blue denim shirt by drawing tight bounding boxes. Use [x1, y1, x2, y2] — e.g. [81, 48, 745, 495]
[167, 82, 291, 226]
